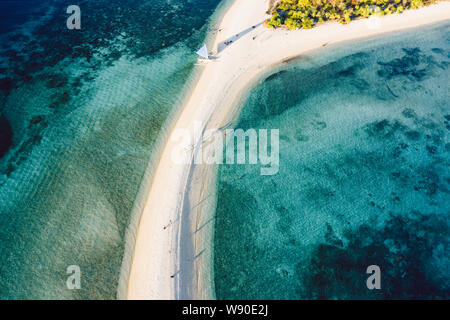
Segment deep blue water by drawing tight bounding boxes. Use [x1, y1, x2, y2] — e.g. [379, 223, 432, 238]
[0, 0, 222, 299]
[214, 22, 450, 299]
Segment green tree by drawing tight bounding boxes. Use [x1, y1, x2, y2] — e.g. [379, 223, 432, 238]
[302, 16, 314, 28]
[411, 0, 423, 8]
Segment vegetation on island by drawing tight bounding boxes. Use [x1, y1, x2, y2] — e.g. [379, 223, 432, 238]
[266, 0, 436, 29]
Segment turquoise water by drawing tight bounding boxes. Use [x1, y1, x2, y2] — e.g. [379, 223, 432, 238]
[214, 22, 450, 299]
[0, 0, 223, 299]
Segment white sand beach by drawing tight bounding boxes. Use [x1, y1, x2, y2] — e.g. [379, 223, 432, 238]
[126, 0, 450, 299]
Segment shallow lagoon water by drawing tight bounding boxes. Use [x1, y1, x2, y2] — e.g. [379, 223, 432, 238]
[0, 0, 223, 299]
[214, 22, 450, 299]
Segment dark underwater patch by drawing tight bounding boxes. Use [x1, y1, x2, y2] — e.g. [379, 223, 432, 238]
[49, 91, 71, 109]
[312, 120, 327, 130]
[349, 78, 370, 91]
[294, 129, 309, 142]
[45, 74, 68, 89]
[401, 108, 417, 119]
[0, 115, 13, 159]
[426, 145, 438, 155]
[414, 169, 440, 196]
[266, 70, 288, 82]
[364, 119, 406, 139]
[337, 64, 359, 77]
[431, 48, 445, 55]
[377, 47, 437, 81]
[299, 212, 449, 299]
[275, 206, 294, 235]
[405, 130, 421, 141]
[0, 78, 15, 97]
[445, 143, 450, 152]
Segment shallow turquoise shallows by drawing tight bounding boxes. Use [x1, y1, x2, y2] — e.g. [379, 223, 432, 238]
[0, 0, 223, 299]
[214, 22, 450, 300]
